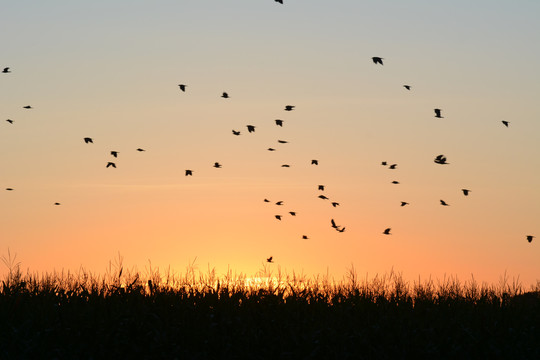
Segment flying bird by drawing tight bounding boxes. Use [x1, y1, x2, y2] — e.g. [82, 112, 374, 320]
[247, 125, 256, 133]
[462, 189, 471, 196]
[502, 121, 509, 127]
[311, 159, 318, 165]
[275, 215, 282, 221]
[434, 155, 449, 164]
[284, 105, 295, 111]
[54, 202, 61, 206]
[110, 151, 119, 158]
[403, 85, 411, 90]
[389, 164, 397, 169]
[527, 235, 535, 243]
[337, 227, 346, 233]
[318, 195, 329, 200]
[275, 119, 283, 127]
[136, 148, 146, 152]
[83, 137, 93, 144]
[23, 105, 33, 109]
[391, 181, 400, 184]
[2, 67, 10, 73]
[281, 164, 290, 167]
[289, 211, 296, 216]
[381, 161, 387, 166]
[277, 140, 288, 144]
[275, 0, 283, 4]
[331, 219, 338, 229]
[372, 57, 384, 65]
[275, 201, 283, 205]
[232, 130, 241, 136]
[302, 235, 309, 240]
[318, 185, 325, 191]
[400, 201, 409, 207]
[267, 256, 273, 263]
[213, 162, 222, 168]
[6, 119, 13, 124]
[178, 84, 186, 92]
[106, 162, 116, 168]
[264, 199, 270, 203]
[383, 228, 391, 235]
[331, 202, 340, 207]
[267, 148, 276, 151]
[440, 200, 449, 206]
[221, 92, 229, 98]
[5, 188, 13, 191]
[185, 170, 193, 176]
[434, 108, 443, 118]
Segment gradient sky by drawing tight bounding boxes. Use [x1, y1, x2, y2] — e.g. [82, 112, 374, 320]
[2, 1, 539, 286]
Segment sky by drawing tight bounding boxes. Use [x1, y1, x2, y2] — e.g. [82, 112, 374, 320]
[1, 0, 540, 287]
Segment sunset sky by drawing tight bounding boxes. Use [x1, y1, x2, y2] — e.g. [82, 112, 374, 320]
[1, 1, 539, 286]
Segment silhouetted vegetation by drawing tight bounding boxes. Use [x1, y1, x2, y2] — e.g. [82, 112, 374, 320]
[1, 254, 539, 359]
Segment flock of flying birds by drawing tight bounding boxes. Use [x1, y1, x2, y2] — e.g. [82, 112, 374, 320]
[2, 52, 536, 265]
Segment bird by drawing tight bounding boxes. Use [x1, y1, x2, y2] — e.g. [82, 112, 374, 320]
[2, 67, 10, 73]
[381, 161, 387, 166]
[275, 201, 283, 205]
[311, 159, 318, 165]
[5, 188, 13, 191]
[277, 140, 288, 144]
[247, 125, 256, 133]
[440, 200, 449, 206]
[289, 211, 296, 216]
[526, 235, 535, 243]
[185, 170, 193, 176]
[502, 120, 509, 127]
[178, 84, 186, 92]
[264, 199, 270, 203]
[462, 189, 471, 196]
[275, 215, 282, 220]
[434, 155, 449, 164]
[23, 105, 33, 109]
[6, 119, 13, 124]
[275, 119, 283, 127]
[54, 202, 61, 206]
[400, 201, 409, 207]
[232, 130, 241, 136]
[136, 148, 146, 152]
[267, 148, 276, 151]
[337, 227, 346, 233]
[281, 164, 290, 167]
[383, 228, 391, 235]
[372, 57, 384, 65]
[389, 164, 397, 169]
[318, 195, 329, 200]
[83, 137, 93, 144]
[213, 162, 222, 168]
[275, 0, 283, 4]
[331, 202, 340, 207]
[221, 92, 229, 98]
[302, 235, 309, 240]
[318, 185, 325, 191]
[331, 219, 338, 229]
[284, 105, 295, 111]
[267, 256, 273, 263]
[403, 85, 411, 90]
[434, 108, 443, 118]
[106, 162, 116, 168]
[391, 181, 400, 184]
[110, 151, 119, 158]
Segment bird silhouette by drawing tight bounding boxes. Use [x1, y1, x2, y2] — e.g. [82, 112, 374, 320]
[400, 201, 409, 207]
[331, 202, 340, 207]
[311, 159, 318, 165]
[502, 120, 509, 127]
[434, 108, 443, 118]
[302, 235, 309, 240]
[178, 84, 186, 92]
[264, 199, 270, 203]
[267, 256, 273, 263]
[331, 219, 338, 229]
[221, 92, 229, 98]
[337, 227, 346, 233]
[23, 105, 33, 109]
[275, 215, 282, 220]
[462, 189, 471, 196]
[284, 105, 295, 111]
[136, 148, 146, 152]
[5, 188, 13, 191]
[403, 85, 411, 90]
[389, 164, 397, 169]
[6, 119, 13, 124]
[54, 202, 61, 206]
[383, 228, 391, 235]
[275, 201, 283, 205]
[289, 211, 296, 216]
[277, 140, 288, 144]
[232, 130, 241, 136]
[267, 148, 276, 151]
[2, 67, 10, 73]
[391, 181, 400, 184]
[527, 235, 535, 243]
[275, 119, 283, 127]
[318, 185, 325, 191]
[111, 151, 119, 158]
[106, 162, 116, 168]
[434, 155, 449, 164]
[275, 0, 283, 4]
[213, 162, 222, 168]
[247, 125, 256, 133]
[84, 137, 93, 144]
[372, 57, 384, 65]
[185, 170, 193, 176]
[381, 161, 387, 166]
[281, 164, 290, 167]
[319, 195, 329, 200]
[440, 200, 449, 206]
